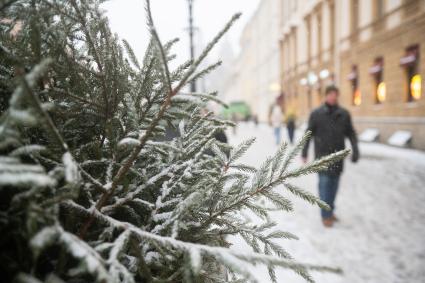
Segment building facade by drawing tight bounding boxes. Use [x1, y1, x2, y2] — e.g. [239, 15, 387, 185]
[279, 0, 425, 149]
[218, 0, 282, 122]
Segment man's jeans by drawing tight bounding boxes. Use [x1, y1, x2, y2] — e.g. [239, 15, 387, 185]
[274, 127, 281, 145]
[318, 173, 340, 219]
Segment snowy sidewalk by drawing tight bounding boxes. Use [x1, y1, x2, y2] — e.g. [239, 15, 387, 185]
[227, 122, 425, 283]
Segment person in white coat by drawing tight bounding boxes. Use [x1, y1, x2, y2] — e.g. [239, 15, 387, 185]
[269, 100, 283, 145]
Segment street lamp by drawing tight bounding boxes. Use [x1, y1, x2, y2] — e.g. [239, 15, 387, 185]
[319, 69, 330, 80]
[307, 72, 318, 110]
[307, 72, 318, 85]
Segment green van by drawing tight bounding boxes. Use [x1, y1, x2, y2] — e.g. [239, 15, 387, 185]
[221, 101, 251, 121]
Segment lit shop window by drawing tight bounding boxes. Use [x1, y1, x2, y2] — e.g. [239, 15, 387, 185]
[410, 74, 422, 100]
[400, 45, 421, 102]
[377, 82, 386, 103]
[369, 57, 384, 104]
[348, 65, 361, 106]
[353, 89, 362, 106]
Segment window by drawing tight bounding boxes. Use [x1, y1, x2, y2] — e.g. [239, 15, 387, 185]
[329, 1, 335, 48]
[306, 16, 312, 64]
[351, 0, 359, 34]
[372, 0, 385, 32]
[410, 74, 422, 100]
[348, 65, 361, 105]
[374, 0, 385, 19]
[400, 45, 421, 102]
[369, 57, 385, 104]
[376, 81, 386, 103]
[317, 12, 322, 60]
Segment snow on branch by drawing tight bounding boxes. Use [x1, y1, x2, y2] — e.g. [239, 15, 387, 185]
[62, 152, 80, 184]
[30, 225, 110, 283]
[65, 201, 341, 282]
[0, 157, 56, 188]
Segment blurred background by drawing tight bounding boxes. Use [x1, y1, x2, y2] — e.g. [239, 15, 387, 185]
[105, 0, 425, 150]
[104, 1, 425, 282]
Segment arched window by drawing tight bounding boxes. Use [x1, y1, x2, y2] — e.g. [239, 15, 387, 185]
[348, 65, 361, 106]
[369, 57, 385, 104]
[400, 45, 421, 102]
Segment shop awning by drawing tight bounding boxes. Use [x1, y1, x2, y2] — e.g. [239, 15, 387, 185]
[400, 45, 419, 67]
[400, 54, 417, 66]
[347, 71, 357, 81]
[369, 64, 383, 75]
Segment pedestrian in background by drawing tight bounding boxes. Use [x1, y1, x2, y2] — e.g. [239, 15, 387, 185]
[285, 107, 296, 144]
[253, 114, 259, 127]
[269, 99, 283, 145]
[301, 85, 359, 227]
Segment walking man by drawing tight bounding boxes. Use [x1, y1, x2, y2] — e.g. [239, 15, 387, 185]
[301, 85, 359, 227]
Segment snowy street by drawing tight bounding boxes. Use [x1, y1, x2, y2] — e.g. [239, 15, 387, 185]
[227, 122, 425, 283]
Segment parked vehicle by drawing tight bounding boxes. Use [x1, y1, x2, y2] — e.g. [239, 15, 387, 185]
[221, 101, 251, 121]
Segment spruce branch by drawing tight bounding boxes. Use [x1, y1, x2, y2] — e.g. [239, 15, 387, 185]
[130, 237, 154, 283]
[122, 39, 141, 70]
[15, 61, 94, 192]
[67, 201, 343, 282]
[281, 131, 311, 174]
[282, 149, 350, 179]
[175, 12, 242, 92]
[186, 60, 223, 86]
[16, 59, 68, 152]
[78, 3, 242, 239]
[145, 0, 172, 94]
[48, 87, 103, 110]
[68, 0, 110, 118]
[0, 0, 17, 12]
[202, 133, 349, 230]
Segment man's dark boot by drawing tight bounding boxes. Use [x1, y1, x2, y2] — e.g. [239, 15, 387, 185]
[322, 218, 333, 227]
[331, 214, 339, 222]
